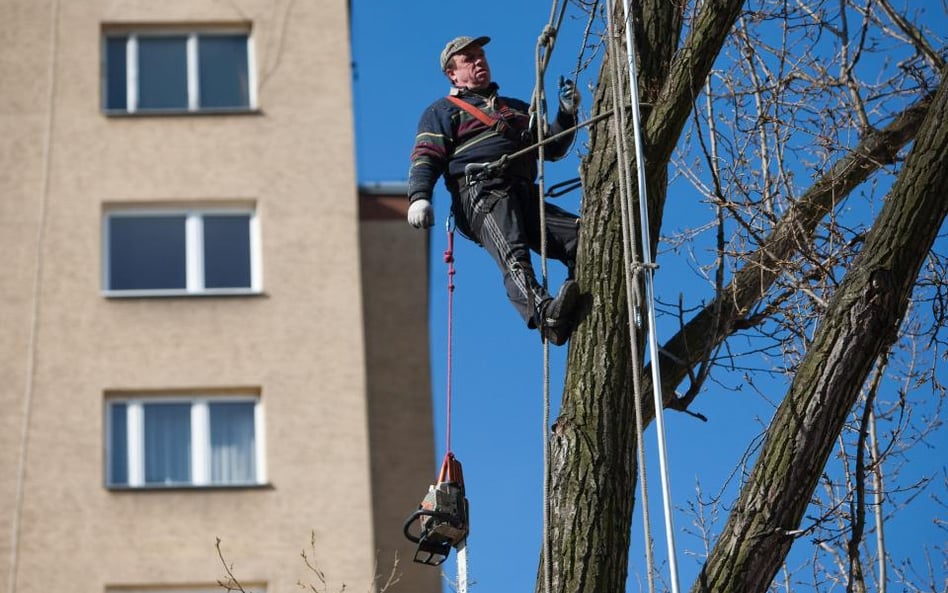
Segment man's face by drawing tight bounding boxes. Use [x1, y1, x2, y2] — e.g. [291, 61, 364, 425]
[446, 45, 491, 90]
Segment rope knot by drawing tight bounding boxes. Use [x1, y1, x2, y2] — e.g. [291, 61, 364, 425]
[539, 24, 556, 48]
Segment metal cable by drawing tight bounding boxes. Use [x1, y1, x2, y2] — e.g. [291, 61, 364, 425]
[605, 1, 657, 590]
[616, 1, 683, 591]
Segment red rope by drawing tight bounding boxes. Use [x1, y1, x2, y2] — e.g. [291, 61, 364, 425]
[444, 227, 456, 455]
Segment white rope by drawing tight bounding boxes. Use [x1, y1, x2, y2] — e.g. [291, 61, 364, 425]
[616, 2, 683, 592]
[9, 1, 60, 592]
[532, 5, 567, 593]
[535, 19, 553, 593]
[604, 1, 658, 590]
[456, 540, 468, 593]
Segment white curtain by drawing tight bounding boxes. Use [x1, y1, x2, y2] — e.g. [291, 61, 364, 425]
[209, 402, 256, 484]
[144, 403, 191, 485]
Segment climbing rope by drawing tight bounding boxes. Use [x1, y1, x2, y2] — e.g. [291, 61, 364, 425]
[444, 219, 457, 455]
[477, 109, 617, 183]
[607, 1, 683, 592]
[443, 218, 470, 593]
[532, 5, 569, 593]
[534, 20, 553, 593]
[604, 2, 657, 591]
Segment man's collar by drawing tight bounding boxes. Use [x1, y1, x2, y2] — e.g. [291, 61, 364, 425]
[449, 82, 500, 97]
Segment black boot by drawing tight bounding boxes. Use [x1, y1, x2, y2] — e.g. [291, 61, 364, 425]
[538, 280, 580, 346]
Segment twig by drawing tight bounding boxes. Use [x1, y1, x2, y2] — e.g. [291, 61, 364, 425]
[216, 537, 248, 593]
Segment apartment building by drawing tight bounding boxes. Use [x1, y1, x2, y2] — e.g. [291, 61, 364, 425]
[0, 1, 437, 592]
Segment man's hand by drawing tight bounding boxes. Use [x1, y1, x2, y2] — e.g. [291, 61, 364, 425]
[558, 76, 580, 115]
[407, 199, 434, 229]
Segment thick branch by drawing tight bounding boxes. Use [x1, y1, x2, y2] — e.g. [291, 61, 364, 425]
[647, 0, 746, 166]
[649, 91, 936, 414]
[692, 71, 948, 593]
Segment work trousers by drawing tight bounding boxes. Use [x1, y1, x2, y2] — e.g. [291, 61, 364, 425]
[454, 177, 579, 327]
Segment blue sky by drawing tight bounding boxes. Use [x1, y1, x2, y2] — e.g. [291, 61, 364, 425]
[350, 2, 947, 592]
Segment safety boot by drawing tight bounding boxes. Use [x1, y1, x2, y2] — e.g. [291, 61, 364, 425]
[539, 280, 580, 346]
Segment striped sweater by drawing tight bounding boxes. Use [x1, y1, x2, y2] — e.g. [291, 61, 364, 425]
[408, 83, 577, 202]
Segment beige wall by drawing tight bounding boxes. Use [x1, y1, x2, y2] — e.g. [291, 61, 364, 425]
[359, 193, 439, 592]
[1, 1, 435, 592]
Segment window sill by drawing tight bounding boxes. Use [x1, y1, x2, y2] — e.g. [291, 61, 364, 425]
[106, 483, 274, 492]
[103, 289, 266, 299]
[103, 108, 264, 118]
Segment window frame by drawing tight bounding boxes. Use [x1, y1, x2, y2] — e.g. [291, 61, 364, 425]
[102, 205, 263, 298]
[102, 27, 258, 115]
[105, 394, 267, 489]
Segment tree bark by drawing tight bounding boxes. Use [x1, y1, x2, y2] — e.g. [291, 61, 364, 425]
[692, 73, 948, 593]
[546, 1, 746, 592]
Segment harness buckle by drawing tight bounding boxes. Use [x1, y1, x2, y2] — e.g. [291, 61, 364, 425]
[464, 157, 509, 186]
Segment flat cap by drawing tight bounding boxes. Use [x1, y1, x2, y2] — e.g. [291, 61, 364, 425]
[440, 35, 490, 71]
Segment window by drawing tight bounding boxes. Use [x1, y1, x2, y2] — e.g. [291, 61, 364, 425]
[103, 207, 261, 296]
[106, 395, 265, 488]
[103, 29, 256, 114]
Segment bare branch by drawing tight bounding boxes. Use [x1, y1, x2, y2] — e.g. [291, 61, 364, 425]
[216, 537, 248, 593]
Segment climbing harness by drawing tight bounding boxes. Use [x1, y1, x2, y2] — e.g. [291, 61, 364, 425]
[403, 221, 470, 580]
[446, 94, 498, 127]
[445, 94, 527, 144]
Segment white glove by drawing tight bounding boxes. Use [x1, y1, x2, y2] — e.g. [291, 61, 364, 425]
[407, 199, 434, 229]
[558, 76, 580, 115]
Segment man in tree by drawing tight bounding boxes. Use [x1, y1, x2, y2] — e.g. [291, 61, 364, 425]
[406, 35, 583, 345]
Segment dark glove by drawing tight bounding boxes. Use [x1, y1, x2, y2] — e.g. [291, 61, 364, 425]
[558, 76, 580, 115]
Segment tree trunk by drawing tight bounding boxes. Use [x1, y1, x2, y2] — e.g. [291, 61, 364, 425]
[547, 0, 946, 588]
[692, 73, 948, 593]
[546, 1, 746, 592]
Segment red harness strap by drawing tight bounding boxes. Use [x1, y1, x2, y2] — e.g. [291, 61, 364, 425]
[446, 94, 521, 128]
[446, 95, 499, 127]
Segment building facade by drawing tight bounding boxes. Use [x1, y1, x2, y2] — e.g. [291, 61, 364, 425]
[0, 1, 436, 592]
